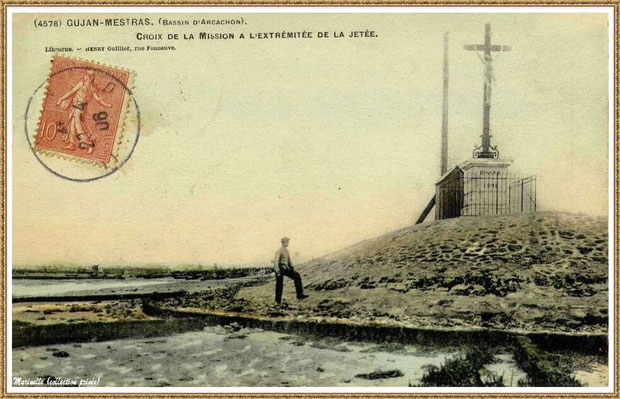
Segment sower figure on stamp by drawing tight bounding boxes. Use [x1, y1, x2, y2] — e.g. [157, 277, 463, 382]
[274, 237, 308, 305]
[56, 70, 112, 154]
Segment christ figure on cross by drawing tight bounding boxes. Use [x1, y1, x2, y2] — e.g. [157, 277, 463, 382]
[464, 23, 511, 159]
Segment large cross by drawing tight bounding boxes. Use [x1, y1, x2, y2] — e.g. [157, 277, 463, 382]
[464, 23, 511, 159]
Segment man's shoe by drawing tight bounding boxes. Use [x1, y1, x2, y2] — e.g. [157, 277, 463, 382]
[297, 294, 309, 300]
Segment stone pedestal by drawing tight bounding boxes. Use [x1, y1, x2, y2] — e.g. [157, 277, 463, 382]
[459, 158, 513, 216]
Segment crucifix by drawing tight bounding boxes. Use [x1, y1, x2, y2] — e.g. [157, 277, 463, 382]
[464, 23, 511, 159]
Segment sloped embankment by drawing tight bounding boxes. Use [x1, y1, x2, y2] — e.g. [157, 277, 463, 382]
[164, 212, 608, 336]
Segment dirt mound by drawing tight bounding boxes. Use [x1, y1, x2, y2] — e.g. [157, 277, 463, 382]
[173, 212, 609, 335]
[302, 212, 607, 297]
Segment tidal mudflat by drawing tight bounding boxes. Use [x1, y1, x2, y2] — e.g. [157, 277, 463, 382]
[13, 325, 530, 387]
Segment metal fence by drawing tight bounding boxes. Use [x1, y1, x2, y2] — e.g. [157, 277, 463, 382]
[436, 173, 536, 219]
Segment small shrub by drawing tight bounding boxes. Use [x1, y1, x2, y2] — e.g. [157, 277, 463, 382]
[513, 337, 582, 387]
[417, 348, 504, 387]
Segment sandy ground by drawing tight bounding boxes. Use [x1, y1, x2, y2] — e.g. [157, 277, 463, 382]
[13, 300, 151, 325]
[13, 325, 534, 387]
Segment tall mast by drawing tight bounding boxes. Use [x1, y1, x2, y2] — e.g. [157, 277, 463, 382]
[441, 32, 449, 175]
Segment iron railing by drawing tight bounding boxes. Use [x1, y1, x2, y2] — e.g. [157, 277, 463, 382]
[436, 173, 536, 219]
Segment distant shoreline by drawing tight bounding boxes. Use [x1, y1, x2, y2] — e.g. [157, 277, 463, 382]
[12, 266, 272, 281]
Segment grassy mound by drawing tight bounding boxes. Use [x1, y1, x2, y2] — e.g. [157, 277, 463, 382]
[302, 212, 607, 297]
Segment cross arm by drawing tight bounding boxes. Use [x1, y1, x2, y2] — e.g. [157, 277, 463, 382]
[464, 44, 511, 52]
[464, 44, 485, 51]
[490, 44, 511, 52]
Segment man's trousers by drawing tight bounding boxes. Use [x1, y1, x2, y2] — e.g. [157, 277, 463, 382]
[275, 268, 304, 304]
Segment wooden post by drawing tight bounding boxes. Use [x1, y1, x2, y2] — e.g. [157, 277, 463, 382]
[416, 195, 436, 224]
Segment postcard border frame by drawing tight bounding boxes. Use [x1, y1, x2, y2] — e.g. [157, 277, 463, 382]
[1, 1, 618, 398]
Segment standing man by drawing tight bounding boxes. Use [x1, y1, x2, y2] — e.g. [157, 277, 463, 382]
[274, 237, 308, 305]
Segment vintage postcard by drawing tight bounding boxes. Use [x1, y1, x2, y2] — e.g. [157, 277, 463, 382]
[4, 5, 617, 396]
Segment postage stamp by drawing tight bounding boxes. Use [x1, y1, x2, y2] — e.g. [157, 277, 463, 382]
[34, 56, 133, 166]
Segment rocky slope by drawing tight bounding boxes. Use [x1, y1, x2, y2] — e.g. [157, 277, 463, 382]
[169, 212, 609, 335]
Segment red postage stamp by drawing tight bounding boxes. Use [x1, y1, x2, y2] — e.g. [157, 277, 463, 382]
[34, 56, 132, 165]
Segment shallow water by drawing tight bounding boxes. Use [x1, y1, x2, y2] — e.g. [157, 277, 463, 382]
[14, 326, 524, 387]
[12, 278, 169, 297]
[12, 276, 259, 299]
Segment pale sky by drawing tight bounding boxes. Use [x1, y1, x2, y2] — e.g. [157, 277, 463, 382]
[11, 12, 609, 266]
